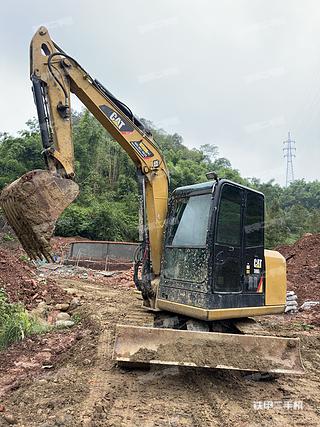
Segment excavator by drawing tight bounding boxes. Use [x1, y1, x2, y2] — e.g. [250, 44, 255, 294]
[0, 27, 304, 374]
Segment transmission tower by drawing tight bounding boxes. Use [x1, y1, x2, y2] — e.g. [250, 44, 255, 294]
[283, 131, 296, 186]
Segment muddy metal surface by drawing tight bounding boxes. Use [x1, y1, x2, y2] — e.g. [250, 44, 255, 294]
[0, 275, 319, 427]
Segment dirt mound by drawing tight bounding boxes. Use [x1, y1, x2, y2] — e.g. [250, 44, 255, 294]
[276, 233, 320, 303]
[0, 247, 69, 309]
[298, 306, 320, 326]
[0, 327, 81, 398]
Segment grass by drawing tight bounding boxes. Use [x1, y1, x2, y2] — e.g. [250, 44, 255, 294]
[19, 254, 29, 263]
[71, 313, 82, 325]
[2, 233, 15, 242]
[0, 289, 50, 350]
[300, 323, 315, 331]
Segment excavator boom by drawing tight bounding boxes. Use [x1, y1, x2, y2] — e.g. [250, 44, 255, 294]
[1, 26, 169, 279]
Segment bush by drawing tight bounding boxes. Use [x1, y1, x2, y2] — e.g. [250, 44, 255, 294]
[55, 199, 139, 242]
[0, 289, 48, 349]
[55, 205, 91, 237]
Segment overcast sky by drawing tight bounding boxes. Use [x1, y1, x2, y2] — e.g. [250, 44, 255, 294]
[1, 0, 320, 185]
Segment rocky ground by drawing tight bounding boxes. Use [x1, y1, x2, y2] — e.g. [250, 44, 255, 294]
[0, 234, 319, 426]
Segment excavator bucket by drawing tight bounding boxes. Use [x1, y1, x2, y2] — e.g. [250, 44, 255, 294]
[0, 169, 79, 261]
[114, 325, 304, 374]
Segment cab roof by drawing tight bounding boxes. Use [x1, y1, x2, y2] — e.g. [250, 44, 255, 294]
[174, 181, 214, 194]
[173, 179, 264, 197]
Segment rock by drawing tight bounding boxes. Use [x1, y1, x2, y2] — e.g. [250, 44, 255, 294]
[47, 310, 60, 325]
[42, 364, 54, 369]
[286, 300, 298, 307]
[96, 271, 115, 277]
[35, 351, 52, 364]
[300, 301, 320, 311]
[56, 312, 71, 321]
[54, 414, 74, 426]
[64, 288, 77, 295]
[155, 315, 180, 329]
[285, 291, 299, 314]
[2, 413, 17, 424]
[55, 320, 75, 328]
[286, 294, 297, 301]
[285, 306, 298, 313]
[38, 301, 47, 308]
[69, 297, 81, 310]
[186, 319, 210, 332]
[30, 301, 49, 321]
[55, 303, 69, 311]
[46, 401, 55, 409]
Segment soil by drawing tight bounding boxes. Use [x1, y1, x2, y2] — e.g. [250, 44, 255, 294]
[276, 233, 320, 327]
[0, 233, 319, 426]
[277, 233, 320, 302]
[0, 276, 319, 426]
[0, 246, 68, 309]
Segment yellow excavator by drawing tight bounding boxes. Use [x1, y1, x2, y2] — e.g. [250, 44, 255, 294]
[0, 27, 303, 374]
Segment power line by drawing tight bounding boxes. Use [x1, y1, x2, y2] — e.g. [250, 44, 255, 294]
[283, 131, 296, 187]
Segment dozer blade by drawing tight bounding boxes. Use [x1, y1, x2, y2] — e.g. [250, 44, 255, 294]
[0, 170, 79, 261]
[114, 325, 304, 374]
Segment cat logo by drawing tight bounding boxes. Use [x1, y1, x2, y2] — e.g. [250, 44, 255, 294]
[99, 105, 134, 133]
[254, 258, 262, 269]
[109, 112, 126, 130]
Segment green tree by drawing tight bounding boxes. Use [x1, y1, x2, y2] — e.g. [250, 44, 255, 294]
[1, 111, 319, 248]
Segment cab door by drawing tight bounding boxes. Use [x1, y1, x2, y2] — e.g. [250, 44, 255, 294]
[243, 191, 265, 298]
[213, 184, 243, 293]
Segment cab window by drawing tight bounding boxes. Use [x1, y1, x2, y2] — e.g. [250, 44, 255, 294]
[245, 192, 264, 247]
[216, 185, 241, 247]
[168, 193, 212, 247]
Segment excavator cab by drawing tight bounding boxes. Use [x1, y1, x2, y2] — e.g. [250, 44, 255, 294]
[157, 179, 272, 318]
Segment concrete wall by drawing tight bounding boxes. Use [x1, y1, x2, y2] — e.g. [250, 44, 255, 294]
[69, 240, 138, 262]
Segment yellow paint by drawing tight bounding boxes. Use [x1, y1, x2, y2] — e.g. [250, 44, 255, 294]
[156, 299, 285, 321]
[264, 249, 287, 306]
[30, 26, 169, 274]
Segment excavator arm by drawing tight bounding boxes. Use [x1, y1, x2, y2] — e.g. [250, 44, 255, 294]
[1, 27, 169, 299]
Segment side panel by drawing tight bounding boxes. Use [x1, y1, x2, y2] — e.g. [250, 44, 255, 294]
[265, 249, 286, 306]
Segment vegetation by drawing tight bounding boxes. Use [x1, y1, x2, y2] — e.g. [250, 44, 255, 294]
[0, 289, 48, 349]
[0, 112, 319, 249]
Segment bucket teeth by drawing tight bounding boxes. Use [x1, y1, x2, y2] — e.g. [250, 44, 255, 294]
[0, 169, 79, 261]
